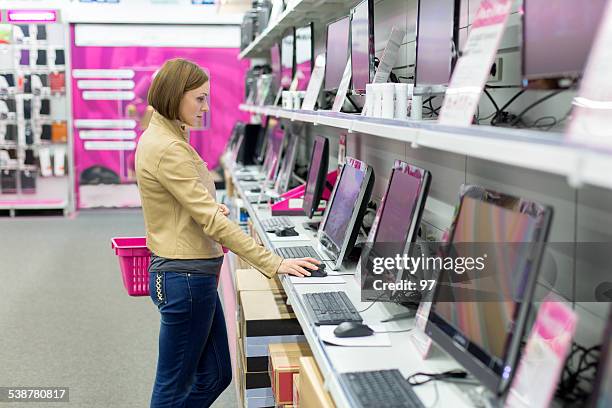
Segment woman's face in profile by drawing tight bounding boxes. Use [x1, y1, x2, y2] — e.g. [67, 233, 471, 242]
[179, 81, 210, 127]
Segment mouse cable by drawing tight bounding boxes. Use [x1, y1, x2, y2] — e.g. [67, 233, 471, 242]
[407, 369, 469, 386]
[357, 291, 387, 313]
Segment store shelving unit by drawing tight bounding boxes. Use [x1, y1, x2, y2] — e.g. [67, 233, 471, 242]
[238, 0, 364, 59]
[239, 104, 612, 191]
[0, 18, 71, 216]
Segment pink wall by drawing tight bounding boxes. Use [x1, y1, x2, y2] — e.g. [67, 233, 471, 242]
[70, 25, 249, 208]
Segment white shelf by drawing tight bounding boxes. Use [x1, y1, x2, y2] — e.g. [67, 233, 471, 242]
[238, 0, 364, 60]
[0, 176, 69, 211]
[239, 104, 612, 191]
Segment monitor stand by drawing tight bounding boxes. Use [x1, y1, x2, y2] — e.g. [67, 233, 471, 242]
[451, 382, 502, 408]
[303, 221, 320, 231]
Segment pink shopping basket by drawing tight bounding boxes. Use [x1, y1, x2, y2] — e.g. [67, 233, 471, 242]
[111, 237, 151, 296]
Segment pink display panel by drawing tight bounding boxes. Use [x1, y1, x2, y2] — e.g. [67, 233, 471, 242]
[70, 25, 248, 208]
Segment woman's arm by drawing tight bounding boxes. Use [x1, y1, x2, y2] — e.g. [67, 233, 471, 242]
[157, 141, 314, 277]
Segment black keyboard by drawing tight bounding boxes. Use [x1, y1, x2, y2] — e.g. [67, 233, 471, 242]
[342, 370, 425, 408]
[261, 216, 294, 232]
[276, 245, 321, 261]
[302, 291, 362, 325]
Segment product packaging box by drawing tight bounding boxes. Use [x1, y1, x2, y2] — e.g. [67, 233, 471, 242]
[238, 290, 304, 372]
[51, 121, 67, 143]
[268, 342, 312, 406]
[293, 373, 300, 407]
[236, 336, 275, 408]
[236, 268, 284, 294]
[298, 357, 336, 408]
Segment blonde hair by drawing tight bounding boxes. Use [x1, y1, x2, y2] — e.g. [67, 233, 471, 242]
[147, 58, 209, 120]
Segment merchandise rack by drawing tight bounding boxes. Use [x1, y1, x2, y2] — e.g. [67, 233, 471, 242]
[239, 104, 612, 191]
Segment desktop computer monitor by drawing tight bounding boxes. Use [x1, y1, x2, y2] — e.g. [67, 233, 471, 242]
[319, 157, 375, 270]
[274, 132, 299, 194]
[302, 135, 329, 218]
[264, 120, 285, 183]
[270, 44, 282, 93]
[295, 23, 314, 91]
[350, 0, 375, 95]
[280, 28, 295, 89]
[261, 117, 279, 174]
[426, 185, 553, 395]
[590, 309, 612, 408]
[414, 0, 460, 95]
[522, 0, 607, 89]
[360, 160, 431, 301]
[254, 117, 269, 165]
[324, 16, 351, 92]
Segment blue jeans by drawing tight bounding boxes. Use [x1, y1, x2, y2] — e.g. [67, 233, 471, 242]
[149, 272, 232, 408]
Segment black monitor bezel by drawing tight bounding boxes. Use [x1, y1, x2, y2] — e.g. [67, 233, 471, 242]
[413, 0, 461, 93]
[302, 135, 329, 219]
[350, 0, 375, 95]
[274, 131, 299, 194]
[318, 157, 375, 270]
[425, 185, 553, 395]
[324, 15, 351, 93]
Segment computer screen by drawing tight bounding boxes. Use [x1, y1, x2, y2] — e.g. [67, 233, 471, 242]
[360, 161, 431, 301]
[274, 132, 299, 194]
[350, 0, 374, 95]
[280, 28, 295, 89]
[324, 16, 351, 91]
[254, 117, 269, 164]
[302, 136, 329, 218]
[270, 44, 282, 92]
[522, 0, 606, 87]
[265, 122, 285, 182]
[295, 23, 314, 91]
[590, 309, 612, 407]
[374, 162, 430, 244]
[426, 185, 553, 394]
[320, 157, 374, 269]
[414, 0, 459, 90]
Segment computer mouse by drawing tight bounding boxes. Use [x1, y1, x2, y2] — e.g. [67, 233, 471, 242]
[308, 263, 327, 277]
[275, 226, 299, 237]
[249, 187, 261, 193]
[334, 322, 374, 338]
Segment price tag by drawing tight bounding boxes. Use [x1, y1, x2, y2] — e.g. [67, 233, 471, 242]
[372, 27, 406, 84]
[439, 0, 513, 126]
[332, 58, 352, 112]
[566, 1, 612, 151]
[301, 54, 326, 111]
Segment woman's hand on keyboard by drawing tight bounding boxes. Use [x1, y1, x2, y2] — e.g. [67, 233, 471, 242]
[277, 258, 321, 277]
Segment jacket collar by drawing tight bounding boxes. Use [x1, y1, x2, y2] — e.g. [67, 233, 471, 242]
[150, 111, 189, 142]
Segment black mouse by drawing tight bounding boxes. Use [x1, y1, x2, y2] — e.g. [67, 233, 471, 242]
[308, 263, 327, 277]
[334, 322, 374, 338]
[249, 187, 261, 193]
[275, 226, 299, 237]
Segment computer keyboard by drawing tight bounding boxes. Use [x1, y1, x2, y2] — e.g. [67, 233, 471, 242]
[261, 216, 294, 232]
[276, 245, 321, 261]
[341, 370, 425, 408]
[302, 291, 362, 325]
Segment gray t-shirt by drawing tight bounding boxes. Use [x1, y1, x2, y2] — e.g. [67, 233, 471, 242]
[148, 254, 224, 275]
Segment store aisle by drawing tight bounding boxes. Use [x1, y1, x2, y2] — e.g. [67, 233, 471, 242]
[0, 210, 238, 408]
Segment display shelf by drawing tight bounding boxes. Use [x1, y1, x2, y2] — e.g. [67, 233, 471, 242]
[0, 176, 69, 215]
[239, 104, 612, 191]
[229, 170, 471, 408]
[238, 0, 364, 59]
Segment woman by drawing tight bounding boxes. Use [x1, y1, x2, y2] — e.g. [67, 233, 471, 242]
[135, 58, 320, 408]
